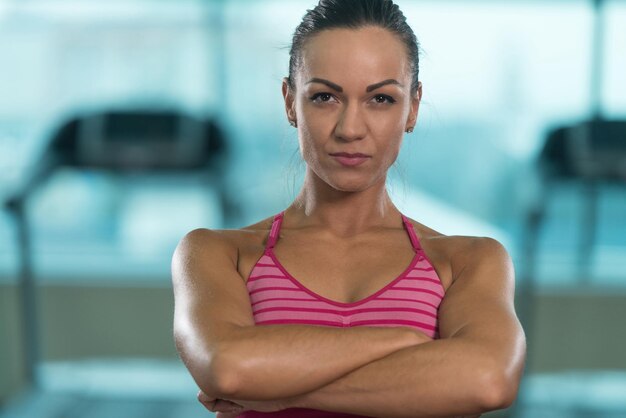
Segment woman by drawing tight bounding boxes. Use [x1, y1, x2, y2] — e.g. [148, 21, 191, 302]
[171, 0, 527, 417]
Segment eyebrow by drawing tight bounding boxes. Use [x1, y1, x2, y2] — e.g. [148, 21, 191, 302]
[305, 78, 403, 93]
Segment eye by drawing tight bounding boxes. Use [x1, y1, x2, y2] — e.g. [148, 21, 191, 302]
[309, 92, 337, 104]
[372, 94, 396, 105]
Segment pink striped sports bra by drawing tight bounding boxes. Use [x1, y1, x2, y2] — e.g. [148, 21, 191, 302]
[240, 211, 446, 417]
[246, 210, 445, 336]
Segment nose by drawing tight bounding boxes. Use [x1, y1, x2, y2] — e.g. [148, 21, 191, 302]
[335, 102, 367, 141]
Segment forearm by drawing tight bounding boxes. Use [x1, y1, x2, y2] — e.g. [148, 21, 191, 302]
[288, 336, 516, 418]
[217, 324, 421, 400]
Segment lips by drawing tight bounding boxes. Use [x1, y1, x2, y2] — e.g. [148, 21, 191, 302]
[330, 153, 370, 167]
[329, 152, 371, 158]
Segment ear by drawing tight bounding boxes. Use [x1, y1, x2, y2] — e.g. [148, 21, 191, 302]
[406, 81, 422, 129]
[282, 77, 297, 123]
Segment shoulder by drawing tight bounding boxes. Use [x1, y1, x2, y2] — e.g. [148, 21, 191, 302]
[403, 217, 512, 286]
[448, 236, 515, 296]
[172, 215, 276, 264]
[453, 236, 513, 274]
[171, 228, 238, 272]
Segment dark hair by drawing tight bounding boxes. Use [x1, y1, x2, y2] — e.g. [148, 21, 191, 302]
[287, 0, 420, 96]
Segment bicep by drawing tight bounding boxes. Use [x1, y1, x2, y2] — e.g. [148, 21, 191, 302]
[439, 238, 526, 405]
[438, 237, 526, 383]
[438, 237, 519, 341]
[171, 228, 255, 395]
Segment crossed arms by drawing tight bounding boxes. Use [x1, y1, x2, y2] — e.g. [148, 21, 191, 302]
[173, 230, 526, 418]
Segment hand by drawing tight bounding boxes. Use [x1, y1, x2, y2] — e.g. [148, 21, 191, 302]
[197, 389, 300, 415]
[197, 389, 245, 417]
[222, 393, 300, 413]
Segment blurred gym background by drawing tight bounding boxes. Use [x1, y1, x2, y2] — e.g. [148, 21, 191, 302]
[0, 0, 625, 417]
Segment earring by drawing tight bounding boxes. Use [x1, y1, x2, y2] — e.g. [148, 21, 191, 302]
[289, 120, 297, 128]
[405, 126, 414, 133]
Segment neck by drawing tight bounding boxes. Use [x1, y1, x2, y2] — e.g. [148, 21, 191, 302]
[285, 169, 402, 238]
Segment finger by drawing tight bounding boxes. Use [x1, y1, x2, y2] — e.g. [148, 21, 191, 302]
[215, 399, 244, 413]
[198, 398, 218, 413]
[198, 400, 216, 412]
[200, 398, 244, 414]
[197, 393, 218, 412]
[215, 399, 244, 407]
[197, 389, 217, 403]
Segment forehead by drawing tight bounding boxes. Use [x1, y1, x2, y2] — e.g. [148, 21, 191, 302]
[299, 26, 409, 87]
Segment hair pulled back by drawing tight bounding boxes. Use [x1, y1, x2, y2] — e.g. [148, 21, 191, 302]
[287, 0, 420, 96]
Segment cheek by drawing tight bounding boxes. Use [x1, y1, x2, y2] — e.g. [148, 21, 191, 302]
[371, 114, 405, 136]
[298, 119, 328, 155]
[298, 134, 320, 164]
[379, 138, 403, 166]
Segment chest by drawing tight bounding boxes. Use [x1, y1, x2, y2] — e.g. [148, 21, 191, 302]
[244, 246, 446, 338]
[271, 244, 420, 304]
[239, 231, 451, 304]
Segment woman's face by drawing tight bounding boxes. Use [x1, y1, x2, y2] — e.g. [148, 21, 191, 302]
[282, 25, 422, 192]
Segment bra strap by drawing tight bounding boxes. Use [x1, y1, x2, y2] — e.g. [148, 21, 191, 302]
[265, 210, 285, 251]
[401, 214, 422, 252]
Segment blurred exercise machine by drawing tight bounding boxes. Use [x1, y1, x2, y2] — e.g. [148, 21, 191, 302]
[3, 108, 237, 390]
[514, 0, 626, 416]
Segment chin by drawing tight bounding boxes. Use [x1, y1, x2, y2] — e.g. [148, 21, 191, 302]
[327, 175, 378, 193]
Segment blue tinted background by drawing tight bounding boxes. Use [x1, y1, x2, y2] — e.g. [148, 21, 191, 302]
[0, 1, 625, 417]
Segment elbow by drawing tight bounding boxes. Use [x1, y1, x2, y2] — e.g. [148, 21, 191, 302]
[208, 349, 243, 398]
[476, 368, 520, 412]
[174, 332, 241, 399]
